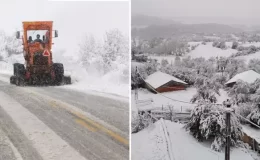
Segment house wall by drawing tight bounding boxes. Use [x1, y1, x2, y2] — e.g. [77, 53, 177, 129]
[241, 133, 260, 153]
[156, 81, 187, 93]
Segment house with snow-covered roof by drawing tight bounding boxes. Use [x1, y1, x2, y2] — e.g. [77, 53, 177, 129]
[225, 70, 260, 87]
[144, 71, 188, 93]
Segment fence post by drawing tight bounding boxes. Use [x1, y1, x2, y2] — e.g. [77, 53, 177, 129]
[224, 99, 231, 160]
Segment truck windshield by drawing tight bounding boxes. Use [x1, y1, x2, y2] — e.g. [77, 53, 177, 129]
[27, 30, 49, 43]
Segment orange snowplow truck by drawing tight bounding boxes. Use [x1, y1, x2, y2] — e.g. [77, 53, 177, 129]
[10, 21, 71, 86]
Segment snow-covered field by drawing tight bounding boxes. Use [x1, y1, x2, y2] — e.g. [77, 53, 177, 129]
[187, 42, 236, 59]
[132, 120, 259, 160]
[235, 51, 260, 64]
[241, 42, 260, 47]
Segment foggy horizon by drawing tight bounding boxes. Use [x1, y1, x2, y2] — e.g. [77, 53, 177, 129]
[132, 0, 260, 26]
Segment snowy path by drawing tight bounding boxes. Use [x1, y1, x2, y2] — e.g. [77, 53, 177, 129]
[165, 121, 258, 160]
[132, 120, 259, 160]
[0, 75, 129, 160]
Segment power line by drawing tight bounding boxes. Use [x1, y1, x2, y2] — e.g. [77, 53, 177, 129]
[233, 112, 260, 129]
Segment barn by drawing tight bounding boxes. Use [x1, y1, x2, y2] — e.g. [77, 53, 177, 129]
[144, 71, 188, 93]
[225, 70, 260, 87]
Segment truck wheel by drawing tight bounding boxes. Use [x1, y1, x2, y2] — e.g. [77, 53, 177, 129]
[10, 76, 16, 84]
[53, 63, 64, 85]
[63, 76, 71, 84]
[13, 63, 26, 86]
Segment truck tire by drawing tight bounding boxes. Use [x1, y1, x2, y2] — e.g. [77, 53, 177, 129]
[13, 63, 25, 86]
[53, 63, 64, 85]
[63, 76, 71, 84]
[10, 76, 16, 84]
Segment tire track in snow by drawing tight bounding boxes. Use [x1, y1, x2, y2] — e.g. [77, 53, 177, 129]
[0, 91, 87, 160]
[0, 80, 128, 160]
[160, 119, 175, 160]
[0, 106, 42, 160]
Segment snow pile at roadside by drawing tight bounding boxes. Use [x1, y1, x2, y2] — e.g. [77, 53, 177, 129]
[187, 42, 236, 59]
[132, 120, 259, 160]
[53, 49, 129, 97]
[0, 54, 24, 74]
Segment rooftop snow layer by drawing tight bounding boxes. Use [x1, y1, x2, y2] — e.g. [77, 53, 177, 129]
[225, 70, 260, 85]
[242, 125, 260, 143]
[145, 71, 187, 89]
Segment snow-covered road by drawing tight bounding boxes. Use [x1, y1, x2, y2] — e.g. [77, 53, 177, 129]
[0, 74, 129, 160]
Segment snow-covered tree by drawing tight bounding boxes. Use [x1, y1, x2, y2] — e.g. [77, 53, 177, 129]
[191, 77, 220, 103]
[103, 29, 128, 73]
[185, 103, 243, 152]
[248, 59, 260, 73]
[225, 59, 247, 79]
[231, 41, 239, 49]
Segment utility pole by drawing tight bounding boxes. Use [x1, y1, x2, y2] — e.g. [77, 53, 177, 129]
[225, 99, 231, 160]
[135, 66, 138, 101]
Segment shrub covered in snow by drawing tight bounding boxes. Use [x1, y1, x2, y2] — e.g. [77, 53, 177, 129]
[131, 112, 153, 133]
[248, 59, 260, 73]
[231, 41, 239, 49]
[246, 106, 260, 126]
[191, 77, 221, 103]
[212, 41, 219, 47]
[185, 103, 243, 152]
[225, 58, 247, 80]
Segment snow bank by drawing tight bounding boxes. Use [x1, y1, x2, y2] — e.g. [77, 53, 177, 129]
[53, 49, 129, 97]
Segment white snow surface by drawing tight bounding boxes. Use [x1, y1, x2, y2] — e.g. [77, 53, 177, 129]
[225, 70, 260, 85]
[145, 71, 187, 89]
[0, 91, 86, 160]
[241, 42, 260, 47]
[132, 88, 229, 112]
[242, 124, 260, 144]
[132, 120, 258, 160]
[235, 51, 260, 64]
[186, 42, 236, 59]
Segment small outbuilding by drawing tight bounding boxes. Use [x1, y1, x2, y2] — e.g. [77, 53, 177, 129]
[144, 71, 188, 93]
[225, 70, 260, 87]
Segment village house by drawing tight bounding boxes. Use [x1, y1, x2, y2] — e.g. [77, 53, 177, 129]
[144, 71, 188, 93]
[225, 70, 260, 87]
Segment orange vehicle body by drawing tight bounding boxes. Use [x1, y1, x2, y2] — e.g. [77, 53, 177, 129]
[22, 21, 53, 75]
[10, 21, 71, 86]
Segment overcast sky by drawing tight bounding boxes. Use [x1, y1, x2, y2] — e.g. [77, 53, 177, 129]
[132, 0, 260, 26]
[0, 0, 129, 53]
